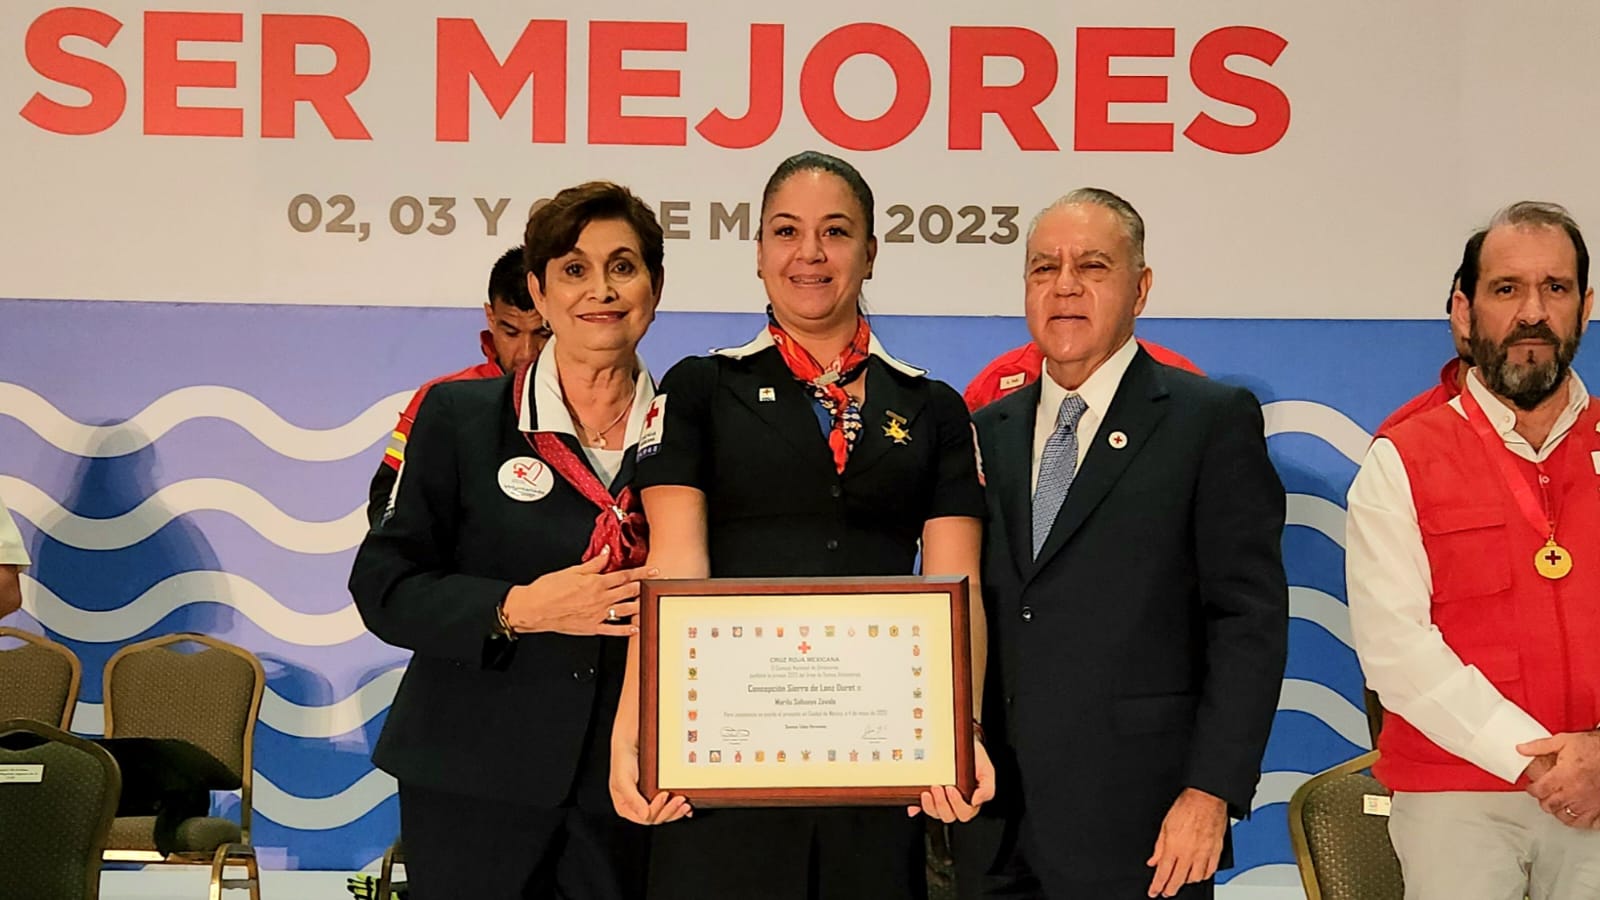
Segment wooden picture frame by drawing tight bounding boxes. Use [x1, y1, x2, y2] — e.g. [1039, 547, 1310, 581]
[639, 576, 974, 807]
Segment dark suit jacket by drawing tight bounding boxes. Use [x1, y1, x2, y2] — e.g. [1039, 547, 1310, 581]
[971, 348, 1287, 883]
[348, 375, 631, 808]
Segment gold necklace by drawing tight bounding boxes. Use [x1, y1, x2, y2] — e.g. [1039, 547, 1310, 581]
[574, 402, 630, 449]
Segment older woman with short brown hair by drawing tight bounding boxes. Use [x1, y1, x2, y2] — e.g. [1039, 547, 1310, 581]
[351, 181, 666, 900]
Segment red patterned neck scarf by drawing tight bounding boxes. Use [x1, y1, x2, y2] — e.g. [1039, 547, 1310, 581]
[512, 362, 648, 573]
[767, 311, 872, 474]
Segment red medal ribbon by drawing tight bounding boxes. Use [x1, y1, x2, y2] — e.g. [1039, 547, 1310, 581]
[1458, 385, 1557, 539]
[512, 362, 649, 573]
[767, 314, 873, 474]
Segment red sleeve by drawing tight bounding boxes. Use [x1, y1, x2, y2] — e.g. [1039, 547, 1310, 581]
[382, 362, 504, 471]
[380, 384, 433, 472]
[1137, 339, 1204, 375]
[962, 369, 1002, 413]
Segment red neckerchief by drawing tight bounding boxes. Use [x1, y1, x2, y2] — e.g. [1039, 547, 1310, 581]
[511, 362, 648, 573]
[767, 314, 872, 474]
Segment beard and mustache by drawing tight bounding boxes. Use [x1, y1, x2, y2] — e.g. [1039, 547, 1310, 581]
[1470, 312, 1582, 411]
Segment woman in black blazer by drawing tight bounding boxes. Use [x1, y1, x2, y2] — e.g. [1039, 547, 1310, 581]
[608, 152, 995, 900]
[350, 181, 666, 900]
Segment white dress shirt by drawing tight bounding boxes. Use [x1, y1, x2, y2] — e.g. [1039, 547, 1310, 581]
[1031, 336, 1139, 493]
[1347, 369, 1591, 783]
[0, 495, 29, 567]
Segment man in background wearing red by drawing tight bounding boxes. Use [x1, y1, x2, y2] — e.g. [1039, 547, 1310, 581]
[964, 339, 1202, 412]
[366, 246, 550, 525]
[1377, 252, 1480, 433]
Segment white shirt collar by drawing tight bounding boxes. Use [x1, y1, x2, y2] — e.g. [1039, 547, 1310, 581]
[1459, 366, 1588, 450]
[711, 327, 927, 378]
[1037, 335, 1139, 424]
[517, 335, 657, 448]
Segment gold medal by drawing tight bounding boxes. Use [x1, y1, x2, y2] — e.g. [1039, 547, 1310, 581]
[1535, 539, 1573, 580]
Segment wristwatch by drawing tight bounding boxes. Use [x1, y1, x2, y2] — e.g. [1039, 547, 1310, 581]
[492, 596, 519, 641]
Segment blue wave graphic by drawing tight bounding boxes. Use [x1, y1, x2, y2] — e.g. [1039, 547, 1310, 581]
[1281, 529, 1348, 599]
[5, 298, 1598, 876]
[1284, 621, 1362, 706]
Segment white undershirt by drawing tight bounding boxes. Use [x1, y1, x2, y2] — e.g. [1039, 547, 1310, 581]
[1346, 369, 1591, 782]
[1031, 336, 1139, 493]
[582, 446, 626, 489]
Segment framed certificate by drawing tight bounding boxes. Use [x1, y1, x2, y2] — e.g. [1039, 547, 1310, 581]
[639, 576, 975, 807]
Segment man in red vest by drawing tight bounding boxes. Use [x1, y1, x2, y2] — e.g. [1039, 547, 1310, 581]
[1377, 254, 1481, 433]
[963, 339, 1202, 412]
[1348, 201, 1600, 899]
[366, 246, 550, 525]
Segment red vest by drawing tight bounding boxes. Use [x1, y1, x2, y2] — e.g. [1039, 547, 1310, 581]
[1376, 395, 1600, 791]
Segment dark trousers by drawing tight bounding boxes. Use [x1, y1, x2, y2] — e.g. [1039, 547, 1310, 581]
[398, 782, 647, 900]
[953, 814, 1213, 900]
[648, 806, 925, 900]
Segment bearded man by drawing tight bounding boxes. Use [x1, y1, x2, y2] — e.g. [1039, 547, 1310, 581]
[1348, 201, 1600, 900]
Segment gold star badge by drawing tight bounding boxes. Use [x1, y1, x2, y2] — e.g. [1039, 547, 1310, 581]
[883, 411, 912, 445]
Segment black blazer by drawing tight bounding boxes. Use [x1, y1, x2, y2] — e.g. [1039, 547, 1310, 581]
[971, 348, 1287, 882]
[348, 375, 632, 807]
[634, 349, 986, 577]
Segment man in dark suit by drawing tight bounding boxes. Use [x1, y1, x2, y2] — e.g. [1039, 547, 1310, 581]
[959, 188, 1288, 899]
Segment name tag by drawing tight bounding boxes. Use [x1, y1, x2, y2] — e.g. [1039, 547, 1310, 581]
[0, 764, 44, 784]
[1362, 794, 1391, 816]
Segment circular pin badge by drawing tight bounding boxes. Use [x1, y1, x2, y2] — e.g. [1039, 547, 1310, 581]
[498, 456, 554, 502]
[1108, 431, 1129, 450]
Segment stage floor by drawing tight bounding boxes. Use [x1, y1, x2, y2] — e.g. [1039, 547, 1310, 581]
[100, 870, 1307, 899]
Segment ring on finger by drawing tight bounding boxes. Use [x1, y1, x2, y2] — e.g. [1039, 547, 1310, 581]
[1566, 806, 1579, 818]
[607, 607, 618, 621]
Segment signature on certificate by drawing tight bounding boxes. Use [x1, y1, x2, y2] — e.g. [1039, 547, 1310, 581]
[861, 725, 887, 742]
[721, 727, 752, 742]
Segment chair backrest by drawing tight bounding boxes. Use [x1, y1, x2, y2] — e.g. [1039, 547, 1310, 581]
[0, 626, 83, 730]
[0, 717, 121, 900]
[102, 633, 265, 838]
[1288, 750, 1405, 900]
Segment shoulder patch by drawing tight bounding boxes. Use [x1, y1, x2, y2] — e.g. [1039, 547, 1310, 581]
[637, 393, 667, 460]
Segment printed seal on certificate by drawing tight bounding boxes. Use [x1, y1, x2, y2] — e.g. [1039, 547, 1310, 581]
[638, 576, 976, 807]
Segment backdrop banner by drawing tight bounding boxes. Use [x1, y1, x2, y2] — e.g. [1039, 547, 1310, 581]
[4, 0, 1597, 886]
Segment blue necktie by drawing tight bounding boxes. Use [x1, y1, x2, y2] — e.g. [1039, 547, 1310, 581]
[1032, 394, 1089, 558]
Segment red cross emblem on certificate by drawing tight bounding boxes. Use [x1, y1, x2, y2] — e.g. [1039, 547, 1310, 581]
[797, 641, 812, 654]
